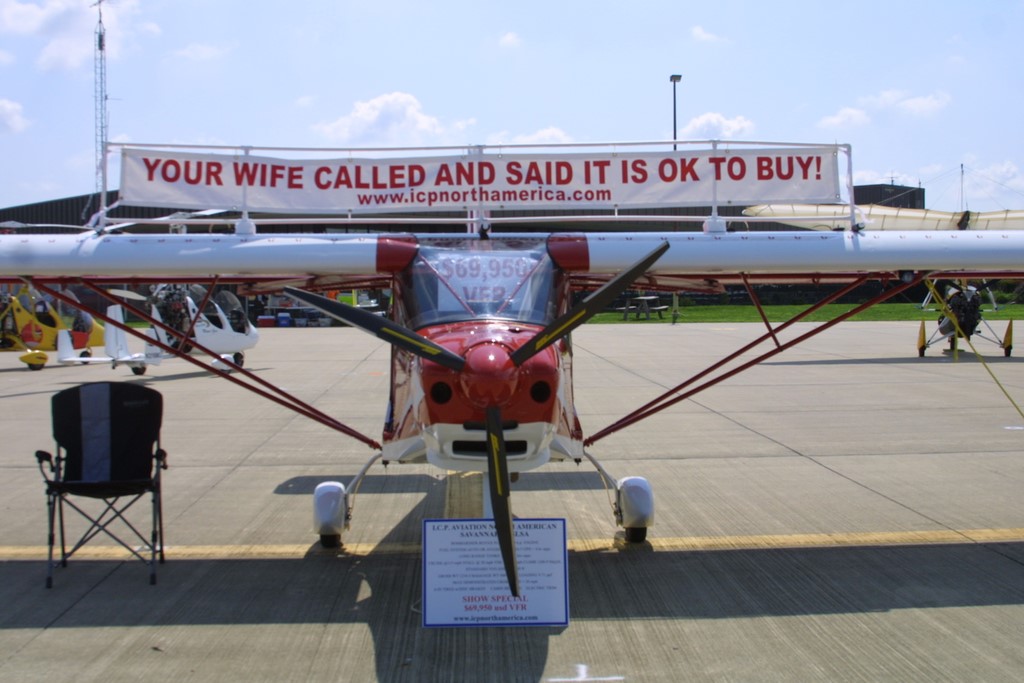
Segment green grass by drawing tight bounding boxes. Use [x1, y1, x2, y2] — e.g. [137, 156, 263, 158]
[593, 302, 1024, 324]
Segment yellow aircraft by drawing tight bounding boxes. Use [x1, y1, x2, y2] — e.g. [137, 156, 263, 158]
[0, 285, 104, 370]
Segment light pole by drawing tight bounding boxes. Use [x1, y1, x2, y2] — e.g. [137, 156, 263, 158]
[670, 74, 681, 151]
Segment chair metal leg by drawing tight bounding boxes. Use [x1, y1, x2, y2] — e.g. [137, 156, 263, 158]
[45, 491, 56, 588]
[154, 483, 165, 565]
[57, 494, 68, 567]
[150, 485, 160, 584]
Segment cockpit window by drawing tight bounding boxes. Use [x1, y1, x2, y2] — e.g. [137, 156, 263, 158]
[397, 238, 557, 329]
[214, 290, 248, 333]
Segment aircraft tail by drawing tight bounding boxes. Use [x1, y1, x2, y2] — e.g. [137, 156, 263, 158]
[56, 329, 77, 364]
[143, 328, 164, 366]
[104, 305, 133, 359]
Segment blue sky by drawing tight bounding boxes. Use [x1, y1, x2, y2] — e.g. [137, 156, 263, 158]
[2, 0, 1024, 214]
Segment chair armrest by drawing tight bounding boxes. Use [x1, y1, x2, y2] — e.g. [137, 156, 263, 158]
[35, 450, 54, 480]
[156, 448, 169, 470]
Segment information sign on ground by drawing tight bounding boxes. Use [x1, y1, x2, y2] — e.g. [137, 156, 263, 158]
[422, 518, 568, 628]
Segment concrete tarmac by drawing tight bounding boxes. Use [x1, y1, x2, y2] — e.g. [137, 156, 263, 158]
[2, 321, 1024, 682]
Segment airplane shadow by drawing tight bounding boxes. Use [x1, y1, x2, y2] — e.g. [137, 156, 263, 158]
[5, 469, 1024, 682]
[5, 540, 1024, 680]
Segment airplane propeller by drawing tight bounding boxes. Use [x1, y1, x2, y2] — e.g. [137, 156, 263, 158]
[484, 405, 519, 596]
[509, 241, 670, 366]
[283, 240, 669, 596]
[282, 287, 466, 371]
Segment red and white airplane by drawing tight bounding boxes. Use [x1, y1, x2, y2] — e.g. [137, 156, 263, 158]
[4, 140, 1024, 595]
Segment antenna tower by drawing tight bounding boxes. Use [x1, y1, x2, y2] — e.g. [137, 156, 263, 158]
[93, 1, 108, 201]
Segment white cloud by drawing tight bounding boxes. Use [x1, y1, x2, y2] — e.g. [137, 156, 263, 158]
[818, 107, 870, 129]
[896, 91, 951, 116]
[499, 31, 520, 48]
[691, 25, 723, 43]
[964, 160, 1024, 203]
[0, 48, 13, 65]
[858, 88, 951, 116]
[486, 127, 573, 146]
[680, 112, 754, 139]
[822, 88, 951, 131]
[0, 0, 146, 70]
[294, 95, 315, 109]
[0, 97, 29, 133]
[858, 89, 907, 109]
[0, 0, 72, 33]
[173, 43, 229, 62]
[313, 92, 467, 145]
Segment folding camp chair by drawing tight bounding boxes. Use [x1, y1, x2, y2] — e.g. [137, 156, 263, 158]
[35, 382, 168, 587]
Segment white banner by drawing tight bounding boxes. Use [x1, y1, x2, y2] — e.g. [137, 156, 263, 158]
[120, 146, 841, 214]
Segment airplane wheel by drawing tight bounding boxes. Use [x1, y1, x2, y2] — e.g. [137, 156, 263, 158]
[131, 366, 147, 376]
[27, 363, 44, 371]
[79, 349, 92, 358]
[319, 534, 341, 548]
[918, 347, 926, 357]
[233, 352, 245, 367]
[1005, 346, 1013, 357]
[624, 527, 647, 543]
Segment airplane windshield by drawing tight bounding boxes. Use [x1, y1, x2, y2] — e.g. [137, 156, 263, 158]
[213, 290, 249, 333]
[398, 238, 557, 329]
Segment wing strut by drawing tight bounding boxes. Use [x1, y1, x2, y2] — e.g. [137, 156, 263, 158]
[585, 272, 928, 445]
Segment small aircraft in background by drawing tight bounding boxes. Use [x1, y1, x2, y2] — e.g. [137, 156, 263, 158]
[58, 284, 260, 375]
[0, 285, 104, 369]
[917, 280, 1013, 357]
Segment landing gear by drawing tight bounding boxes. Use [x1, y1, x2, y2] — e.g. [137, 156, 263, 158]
[616, 476, 655, 543]
[311, 455, 382, 550]
[20, 350, 48, 370]
[580, 452, 655, 544]
[313, 481, 347, 547]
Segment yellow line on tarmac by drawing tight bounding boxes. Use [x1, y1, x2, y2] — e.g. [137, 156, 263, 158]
[3, 528, 1023, 561]
[570, 527, 1024, 553]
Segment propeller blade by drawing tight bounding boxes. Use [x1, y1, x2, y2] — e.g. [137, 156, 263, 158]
[974, 279, 999, 293]
[107, 288, 148, 301]
[283, 287, 466, 372]
[510, 241, 669, 366]
[485, 405, 520, 597]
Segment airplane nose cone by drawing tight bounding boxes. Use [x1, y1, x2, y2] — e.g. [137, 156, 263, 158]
[460, 343, 518, 408]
